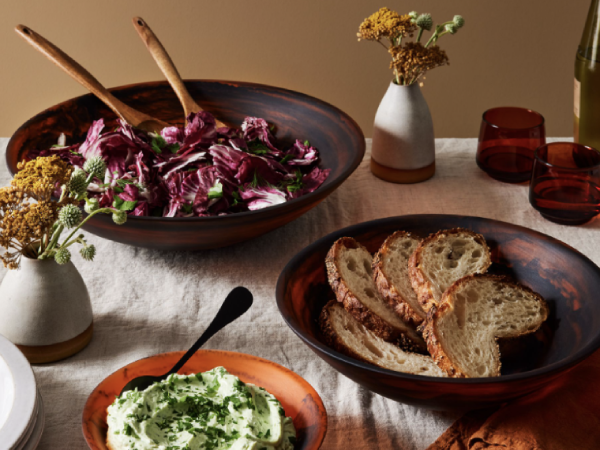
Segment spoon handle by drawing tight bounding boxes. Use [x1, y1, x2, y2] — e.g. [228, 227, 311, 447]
[132, 17, 227, 128]
[15, 25, 155, 128]
[168, 286, 253, 375]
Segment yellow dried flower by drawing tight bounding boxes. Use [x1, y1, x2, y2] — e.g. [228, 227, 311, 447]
[389, 42, 449, 84]
[12, 155, 72, 196]
[0, 184, 72, 269]
[0, 187, 35, 268]
[357, 8, 462, 85]
[1, 155, 106, 269]
[357, 7, 417, 41]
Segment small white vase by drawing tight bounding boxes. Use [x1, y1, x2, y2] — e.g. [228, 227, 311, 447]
[370, 82, 436, 183]
[0, 257, 93, 363]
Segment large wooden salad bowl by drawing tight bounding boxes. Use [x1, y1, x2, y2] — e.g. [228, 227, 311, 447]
[6, 80, 365, 251]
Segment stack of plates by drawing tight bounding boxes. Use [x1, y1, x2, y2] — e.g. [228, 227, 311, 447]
[0, 334, 44, 449]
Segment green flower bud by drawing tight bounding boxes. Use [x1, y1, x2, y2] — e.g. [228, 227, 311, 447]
[112, 210, 127, 225]
[73, 168, 86, 178]
[54, 247, 71, 265]
[58, 204, 82, 229]
[445, 23, 458, 34]
[83, 156, 107, 180]
[80, 245, 96, 262]
[68, 171, 88, 197]
[408, 11, 418, 19]
[453, 15, 465, 28]
[84, 198, 100, 214]
[416, 13, 433, 31]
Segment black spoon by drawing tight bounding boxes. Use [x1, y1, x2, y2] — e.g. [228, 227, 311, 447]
[119, 286, 253, 396]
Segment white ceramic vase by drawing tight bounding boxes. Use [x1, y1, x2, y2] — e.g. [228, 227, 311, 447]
[370, 82, 436, 183]
[0, 257, 93, 363]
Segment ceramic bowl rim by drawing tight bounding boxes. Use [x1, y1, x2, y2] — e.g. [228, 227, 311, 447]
[6, 79, 365, 223]
[275, 213, 600, 385]
[81, 349, 327, 450]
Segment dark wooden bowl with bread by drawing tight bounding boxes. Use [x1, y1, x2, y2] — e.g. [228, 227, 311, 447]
[5, 80, 365, 251]
[276, 214, 600, 410]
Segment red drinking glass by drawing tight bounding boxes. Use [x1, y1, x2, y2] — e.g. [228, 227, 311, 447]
[476, 107, 546, 183]
[529, 142, 600, 225]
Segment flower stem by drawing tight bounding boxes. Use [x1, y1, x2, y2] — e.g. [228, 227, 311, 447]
[62, 236, 83, 249]
[376, 39, 389, 51]
[40, 224, 64, 259]
[426, 21, 454, 47]
[436, 30, 450, 41]
[58, 185, 67, 202]
[57, 208, 113, 251]
[417, 28, 424, 42]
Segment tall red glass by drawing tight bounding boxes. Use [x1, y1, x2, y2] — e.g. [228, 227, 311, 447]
[529, 142, 600, 225]
[476, 107, 546, 183]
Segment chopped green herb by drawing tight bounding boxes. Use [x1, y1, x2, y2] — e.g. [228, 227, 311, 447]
[247, 139, 270, 155]
[207, 181, 223, 200]
[113, 196, 137, 211]
[108, 369, 296, 449]
[279, 154, 293, 164]
[283, 169, 304, 193]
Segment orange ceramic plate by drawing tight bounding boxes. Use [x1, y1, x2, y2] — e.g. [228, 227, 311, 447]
[82, 350, 327, 449]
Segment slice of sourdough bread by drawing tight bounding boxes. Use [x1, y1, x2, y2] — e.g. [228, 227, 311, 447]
[320, 301, 446, 377]
[409, 228, 492, 314]
[373, 231, 426, 326]
[326, 237, 426, 351]
[422, 274, 549, 378]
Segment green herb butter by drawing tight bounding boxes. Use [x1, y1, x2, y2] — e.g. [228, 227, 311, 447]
[107, 367, 296, 450]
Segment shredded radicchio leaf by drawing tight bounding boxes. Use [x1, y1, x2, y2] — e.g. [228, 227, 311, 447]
[29, 112, 330, 217]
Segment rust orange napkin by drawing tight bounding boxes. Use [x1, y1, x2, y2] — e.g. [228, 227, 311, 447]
[427, 350, 600, 450]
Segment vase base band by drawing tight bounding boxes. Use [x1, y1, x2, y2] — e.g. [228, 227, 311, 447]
[17, 322, 93, 364]
[370, 158, 435, 184]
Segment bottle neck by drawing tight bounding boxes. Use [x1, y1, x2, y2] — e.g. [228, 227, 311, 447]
[579, 0, 600, 61]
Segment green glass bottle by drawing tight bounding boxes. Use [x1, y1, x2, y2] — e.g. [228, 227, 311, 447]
[575, 0, 600, 151]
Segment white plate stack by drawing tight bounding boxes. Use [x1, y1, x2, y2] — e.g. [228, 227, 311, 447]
[0, 334, 44, 450]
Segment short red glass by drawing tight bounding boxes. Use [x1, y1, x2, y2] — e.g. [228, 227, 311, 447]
[476, 107, 546, 183]
[529, 142, 600, 225]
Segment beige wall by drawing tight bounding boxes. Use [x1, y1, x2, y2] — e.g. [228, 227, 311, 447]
[0, 0, 589, 138]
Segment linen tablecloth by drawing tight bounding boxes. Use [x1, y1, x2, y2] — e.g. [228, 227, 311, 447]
[2, 137, 599, 450]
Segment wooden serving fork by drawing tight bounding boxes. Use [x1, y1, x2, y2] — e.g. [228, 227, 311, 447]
[16, 25, 170, 133]
[132, 17, 228, 128]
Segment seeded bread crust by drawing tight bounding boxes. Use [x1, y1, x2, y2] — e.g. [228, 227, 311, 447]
[320, 300, 374, 364]
[408, 228, 492, 314]
[422, 274, 549, 378]
[326, 237, 426, 351]
[319, 301, 446, 377]
[373, 231, 425, 326]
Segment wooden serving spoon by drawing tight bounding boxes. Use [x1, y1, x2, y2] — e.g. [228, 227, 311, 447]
[16, 25, 170, 133]
[119, 286, 253, 396]
[132, 17, 228, 128]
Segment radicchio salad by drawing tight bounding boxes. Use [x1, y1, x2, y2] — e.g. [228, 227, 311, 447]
[30, 112, 330, 217]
